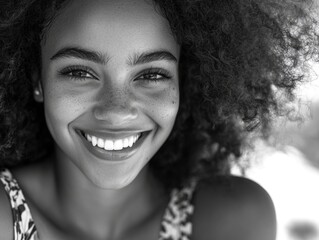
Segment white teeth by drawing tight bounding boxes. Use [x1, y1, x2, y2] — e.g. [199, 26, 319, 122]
[104, 140, 113, 151]
[87, 134, 92, 142]
[124, 138, 129, 148]
[128, 136, 134, 147]
[114, 139, 123, 150]
[92, 136, 97, 146]
[97, 138, 104, 148]
[84, 132, 142, 151]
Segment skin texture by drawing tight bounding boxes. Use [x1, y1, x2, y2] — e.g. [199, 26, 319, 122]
[1, 0, 180, 239]
[39, 0, 180, 189]
[0, 0, 316, 188]
[0, 0, 276, 239]
[193, 177, 276, 240]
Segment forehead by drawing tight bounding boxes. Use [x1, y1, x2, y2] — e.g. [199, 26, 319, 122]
[41, 0, 179, 60]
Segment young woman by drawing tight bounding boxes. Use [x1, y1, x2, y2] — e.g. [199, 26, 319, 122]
[0, 0, 315, 239]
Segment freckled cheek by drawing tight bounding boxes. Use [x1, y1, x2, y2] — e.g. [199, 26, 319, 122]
[143, 86, 180, 126]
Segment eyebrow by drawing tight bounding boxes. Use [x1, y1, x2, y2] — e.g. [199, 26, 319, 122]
[127, 51, 177, 66]
[50, 47, 177, 66]
[50, 47, 108, 64]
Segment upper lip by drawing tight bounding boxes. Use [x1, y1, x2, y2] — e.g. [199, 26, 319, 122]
[77, 128, 148, 140]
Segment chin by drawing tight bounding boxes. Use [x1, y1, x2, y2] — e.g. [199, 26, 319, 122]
[87, 170, 140, 190]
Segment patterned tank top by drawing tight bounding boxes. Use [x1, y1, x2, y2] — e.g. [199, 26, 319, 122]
[0, 168, 196, 240]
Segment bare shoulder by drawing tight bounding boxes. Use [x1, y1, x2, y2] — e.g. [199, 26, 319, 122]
[192, 175, 276, 240]
[0, 161, 51, 240]
[0, 172, 13, 240]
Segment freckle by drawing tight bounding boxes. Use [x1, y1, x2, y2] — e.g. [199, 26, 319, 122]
[172, 101, 175, 104]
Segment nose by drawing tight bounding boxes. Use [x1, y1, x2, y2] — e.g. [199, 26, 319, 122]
[93, 88, 138, 125]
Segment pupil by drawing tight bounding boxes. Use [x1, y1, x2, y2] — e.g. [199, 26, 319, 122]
[74, 71, 85, 77]
[146, 74, 156, 79]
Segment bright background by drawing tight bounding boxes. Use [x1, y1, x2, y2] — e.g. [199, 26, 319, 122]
[232, 61, 319, 240]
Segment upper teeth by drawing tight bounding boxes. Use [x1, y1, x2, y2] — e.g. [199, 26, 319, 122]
[85, 133, 141, 151]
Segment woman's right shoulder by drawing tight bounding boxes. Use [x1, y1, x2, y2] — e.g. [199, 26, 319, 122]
[0, 169, 14, 240]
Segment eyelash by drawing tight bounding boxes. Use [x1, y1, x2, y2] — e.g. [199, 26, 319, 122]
[58, 66, 172, 82]
[58, 65, 97, 81]
[136, 68, 172, 82]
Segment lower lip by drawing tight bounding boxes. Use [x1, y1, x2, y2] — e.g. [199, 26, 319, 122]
[77, 130, 149, 162]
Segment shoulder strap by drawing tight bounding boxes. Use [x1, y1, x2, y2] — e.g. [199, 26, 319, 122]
[0, 168, 39, 240]
[158, 181, 197, 240]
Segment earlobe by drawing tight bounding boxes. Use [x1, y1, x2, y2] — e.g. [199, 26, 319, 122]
[31, 70, 44, 102]
[33, 85, 44, 102]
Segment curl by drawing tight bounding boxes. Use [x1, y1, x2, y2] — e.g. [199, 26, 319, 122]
[0, 0, 318, 189]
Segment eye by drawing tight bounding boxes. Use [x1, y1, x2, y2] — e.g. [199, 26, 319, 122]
[139, 73, 166, 81]
[67, 70, 92, 78]
[58, 65, 98, 81]
[136, 68, 172, 82]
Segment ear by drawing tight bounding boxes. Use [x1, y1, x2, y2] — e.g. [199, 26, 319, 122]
[31, 70, 44, 102]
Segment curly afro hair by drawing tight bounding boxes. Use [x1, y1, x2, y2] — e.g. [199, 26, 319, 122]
[0, 0, 318, 189]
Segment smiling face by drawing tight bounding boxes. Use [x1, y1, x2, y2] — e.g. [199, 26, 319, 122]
[38, 0, 180, 189]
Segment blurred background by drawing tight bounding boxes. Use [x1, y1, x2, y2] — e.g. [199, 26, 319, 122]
[232, 60, 319, 240]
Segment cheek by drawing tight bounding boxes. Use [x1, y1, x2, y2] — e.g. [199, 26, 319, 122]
[142, 84, 179, 126]
[43, 82, 91, 133]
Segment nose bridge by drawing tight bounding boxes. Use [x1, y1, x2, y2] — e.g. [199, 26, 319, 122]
[93, 83, 138, 123]
[104, 85, 126, 107]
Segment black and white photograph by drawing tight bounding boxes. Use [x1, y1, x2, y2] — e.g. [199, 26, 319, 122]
[0, 0, 318, 239]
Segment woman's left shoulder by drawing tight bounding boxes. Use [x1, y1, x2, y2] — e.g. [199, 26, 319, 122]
[192, 175, 276, 240]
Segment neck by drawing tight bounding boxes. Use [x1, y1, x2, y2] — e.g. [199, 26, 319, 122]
[50, 148, 167, 239]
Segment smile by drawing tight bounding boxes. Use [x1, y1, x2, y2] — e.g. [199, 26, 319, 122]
[77, 129, 149, 161]
[84, 132, 142, 151]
